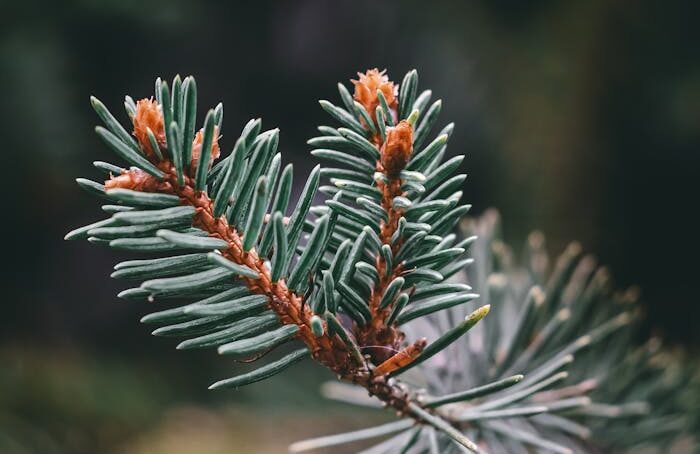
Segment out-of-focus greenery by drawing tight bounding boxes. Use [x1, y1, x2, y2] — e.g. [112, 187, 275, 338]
[1, 0, 698, 452]
[0, 345, 390, 453]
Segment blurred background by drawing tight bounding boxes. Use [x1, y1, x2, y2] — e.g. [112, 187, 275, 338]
[1, 0, 698, 452]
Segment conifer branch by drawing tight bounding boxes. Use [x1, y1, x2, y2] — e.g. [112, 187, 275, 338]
[66, 71, 698, 453]
[68, 73, 487, 443]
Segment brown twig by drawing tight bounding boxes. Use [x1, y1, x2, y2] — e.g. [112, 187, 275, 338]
[107, 79, 441, 419]
[352, 72, 417, 366]
[110, 160, 417, 411]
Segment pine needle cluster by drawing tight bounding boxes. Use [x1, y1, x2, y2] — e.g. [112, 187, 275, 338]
[302, 210, 698, 453]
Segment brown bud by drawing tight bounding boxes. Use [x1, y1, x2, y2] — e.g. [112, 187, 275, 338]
[132, 98, 165, 159]
[352, 68, 398, 125]
[372, 337, 427, 376]
[105, 168, 154, 191]
[190, 126, 221, 174]
[380, 120, 413, 176]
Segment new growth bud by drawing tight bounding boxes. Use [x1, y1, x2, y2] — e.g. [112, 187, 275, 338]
[132, 98, 165, 159]
[352, 68, 398, 124]
[380, 120, 413, 177]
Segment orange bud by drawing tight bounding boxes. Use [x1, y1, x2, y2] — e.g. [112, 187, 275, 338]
[132, 98, 165, 159]
[373, 338, 427, 376]
[380, 120, 413, 176]
[352, 68, 398, 125]
[190, 126, 221, 173]
[105, 168, 153, 191]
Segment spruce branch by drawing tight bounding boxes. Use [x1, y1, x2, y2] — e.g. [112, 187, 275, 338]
[309, 69, 479, 383]
[70, 77, 370, 390]
[67, 72, 490, 449]
[66, 70, 697, 453]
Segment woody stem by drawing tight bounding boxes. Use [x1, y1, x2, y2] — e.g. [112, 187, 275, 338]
[136, 161, 422, 416]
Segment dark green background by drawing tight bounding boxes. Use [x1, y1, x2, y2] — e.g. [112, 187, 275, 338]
[1, 1, 698, 452]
